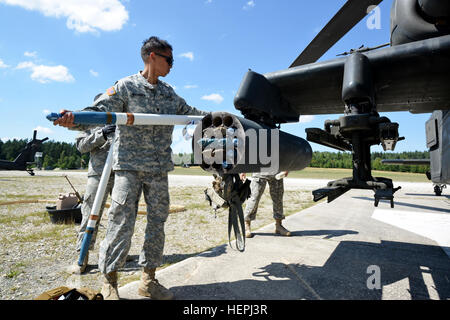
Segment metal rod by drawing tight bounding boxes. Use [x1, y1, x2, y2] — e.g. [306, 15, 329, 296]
[77, 138, 114, 266]
[64, 175, 83, 203]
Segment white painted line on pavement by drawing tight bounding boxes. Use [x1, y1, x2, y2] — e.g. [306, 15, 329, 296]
[372, 209, 450, 258]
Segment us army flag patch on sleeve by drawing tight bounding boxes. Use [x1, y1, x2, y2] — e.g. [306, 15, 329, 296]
[106, 87, 116, 96]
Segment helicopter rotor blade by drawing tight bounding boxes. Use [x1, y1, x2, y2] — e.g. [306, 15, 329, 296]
[289, 0, 384, 68]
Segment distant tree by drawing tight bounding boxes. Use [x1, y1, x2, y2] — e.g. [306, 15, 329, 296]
[0, 139, 431, 173]
[42, 154, 55, 169]
[309, 150, 429, 173]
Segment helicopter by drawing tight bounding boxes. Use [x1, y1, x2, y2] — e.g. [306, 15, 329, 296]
[47, 0, 450, 251]
[214, 0, 450, 208]
[0, 130, 48, 176]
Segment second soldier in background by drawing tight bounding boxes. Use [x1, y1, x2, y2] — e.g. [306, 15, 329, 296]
[241, 171, 291, 238]
[66, 124, 116, 274]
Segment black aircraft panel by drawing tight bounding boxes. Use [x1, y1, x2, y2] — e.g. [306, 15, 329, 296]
[264, 34, 450, 117]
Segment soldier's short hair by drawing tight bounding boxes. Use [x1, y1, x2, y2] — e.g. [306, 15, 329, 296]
[141, 36, 173, 63]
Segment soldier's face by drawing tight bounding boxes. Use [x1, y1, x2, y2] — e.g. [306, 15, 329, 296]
[154, 49, 173, 77]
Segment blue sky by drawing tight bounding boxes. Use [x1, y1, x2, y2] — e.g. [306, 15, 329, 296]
[0, 0, 431, 154]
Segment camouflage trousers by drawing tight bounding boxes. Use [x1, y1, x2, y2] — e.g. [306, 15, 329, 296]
[98, 170, 170, 274]
[244, 175, 285, 221]
[76, 174, 114, 252]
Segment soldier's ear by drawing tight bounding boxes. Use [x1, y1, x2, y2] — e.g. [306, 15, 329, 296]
[144, 53, 152, 65]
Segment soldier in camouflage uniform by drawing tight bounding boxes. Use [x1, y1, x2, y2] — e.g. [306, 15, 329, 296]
[66, 124, 115, 275]
[241, 172, 291, 238]
[53, 36, 208, 300]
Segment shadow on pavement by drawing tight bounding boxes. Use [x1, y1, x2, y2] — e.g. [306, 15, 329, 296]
[168, 240, 450, 300]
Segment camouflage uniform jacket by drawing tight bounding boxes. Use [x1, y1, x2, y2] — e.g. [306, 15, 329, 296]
[75, 127, 111, 177]
[81, 72, 207, 173]
[252, 171, 279, 179]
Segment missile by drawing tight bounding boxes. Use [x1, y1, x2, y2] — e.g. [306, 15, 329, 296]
[46, 111, 204, 126]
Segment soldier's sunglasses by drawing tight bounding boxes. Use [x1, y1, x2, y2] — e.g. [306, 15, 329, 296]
[154, 52, 174, 66]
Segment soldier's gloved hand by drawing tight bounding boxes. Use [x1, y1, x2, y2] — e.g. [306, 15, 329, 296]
[102, 125, 116, 139]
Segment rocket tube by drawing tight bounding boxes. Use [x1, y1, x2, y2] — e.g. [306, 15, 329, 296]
[46, 112, 204, 126]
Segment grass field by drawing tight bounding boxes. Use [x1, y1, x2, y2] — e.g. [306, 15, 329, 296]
[171, 166, 430, 183]
[0, 170, 316, 298]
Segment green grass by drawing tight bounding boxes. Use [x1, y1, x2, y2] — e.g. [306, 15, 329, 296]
[0, 194, 50, 201]
[170, 166, 429, 183]
[285, 167, 429, 182]
[15, 226, 73, 243]
[4, 262, 27, 279]
[0, 210, 49, 225]
[170, 166, 209, 176]
[0, 210, 74, 244]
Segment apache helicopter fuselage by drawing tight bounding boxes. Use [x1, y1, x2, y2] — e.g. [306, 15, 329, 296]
[223, 0, 450, 205]
[422, 110, 449, 195]
[0, 131, 48, 176]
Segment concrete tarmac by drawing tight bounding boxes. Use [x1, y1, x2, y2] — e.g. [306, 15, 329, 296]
[120, 179, 450, 300]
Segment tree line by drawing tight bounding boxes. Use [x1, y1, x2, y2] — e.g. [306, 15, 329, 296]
[1, 138, 430, 173]
[0, 139, 89, 170]
[310, 151, 430, 173]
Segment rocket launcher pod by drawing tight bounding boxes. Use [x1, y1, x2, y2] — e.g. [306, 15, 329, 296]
[193, 112, 312, 175]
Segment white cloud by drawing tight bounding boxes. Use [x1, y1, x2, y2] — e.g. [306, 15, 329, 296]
[184, 84, 198, 89]
[16, 61, 34, 69]
[0, 0, 129, 33]
[34, 126, 53, 134]
[24, 51, 37, 58]
[89, 69, 99, 77]
[201, 93, 224, 104]
[0, 59, 10, 68]
[16, 61, 75, 84]
[42, 109, 51, 115]
[299, 115, 315, 123]
[179, 52, 194, 61]
[243, 0, 256, 10]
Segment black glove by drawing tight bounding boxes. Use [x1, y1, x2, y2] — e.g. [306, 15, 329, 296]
[102, 125, 116, 139]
